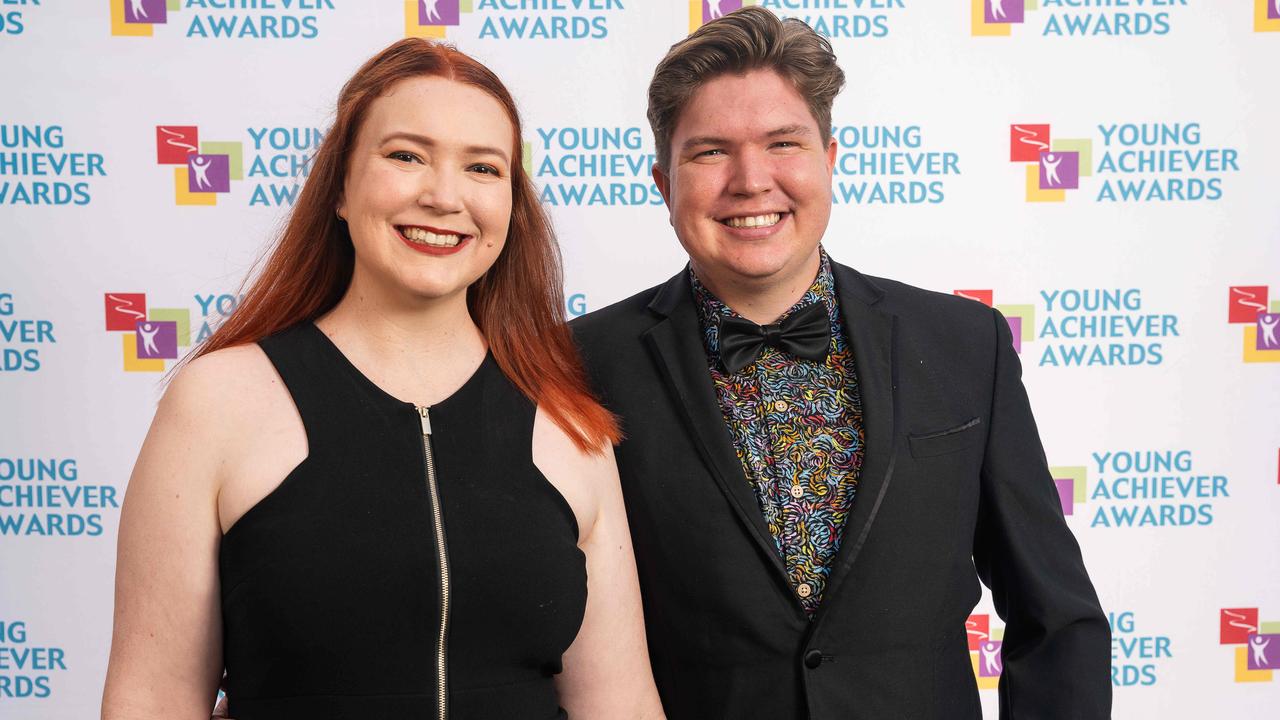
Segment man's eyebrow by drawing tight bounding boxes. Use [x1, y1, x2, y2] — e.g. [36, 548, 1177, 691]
[680, 125, 813, 152]
[381, 131, 510, 163]
[681, 135, 728, 151]
[766, 124, 812, 138]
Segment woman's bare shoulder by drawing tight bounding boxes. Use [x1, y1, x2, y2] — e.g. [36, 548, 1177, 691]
[153, 343, 306, 517]
[158, 343, 291, 444]
[531, 406, 618, 543]
[532, 408, 616, 479]
[166, 343, 278, 407]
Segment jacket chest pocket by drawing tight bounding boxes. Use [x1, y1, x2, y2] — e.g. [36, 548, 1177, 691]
[908, 417, 982, 458]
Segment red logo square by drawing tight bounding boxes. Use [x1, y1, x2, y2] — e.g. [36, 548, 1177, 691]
[1228, 286, 1269, 324]
[105, 293, 147, 331]
[1010, 124, 1051, 162]
[966, 614, 990, 651]
[1220, 608, 1259, 645]
[955, 290, 994, 307]
[156, 126, 199, 165]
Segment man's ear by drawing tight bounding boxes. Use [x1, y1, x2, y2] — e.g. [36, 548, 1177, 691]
[652, 164, 674, 225]
[825, 135, 838, 174]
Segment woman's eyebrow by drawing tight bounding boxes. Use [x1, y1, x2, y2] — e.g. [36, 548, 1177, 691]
[381, 131, 510, 163]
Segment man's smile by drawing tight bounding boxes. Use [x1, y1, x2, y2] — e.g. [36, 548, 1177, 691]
[719, 212, 786, 229]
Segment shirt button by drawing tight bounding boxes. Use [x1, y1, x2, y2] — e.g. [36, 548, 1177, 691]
[790, 485, 804, 499]
[773, 400, 789, 412]
[804, 649, 823, 669]
[797, 582, 813, 599]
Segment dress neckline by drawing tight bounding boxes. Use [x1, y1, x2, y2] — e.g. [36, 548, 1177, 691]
[304, 321, 492, 412]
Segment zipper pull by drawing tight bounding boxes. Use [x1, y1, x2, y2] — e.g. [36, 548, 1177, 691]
[417, 405, 432, 436]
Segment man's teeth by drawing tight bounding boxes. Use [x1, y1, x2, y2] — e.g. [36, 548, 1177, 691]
[725, 213, 782, 229]
[402, 226, 462, 247]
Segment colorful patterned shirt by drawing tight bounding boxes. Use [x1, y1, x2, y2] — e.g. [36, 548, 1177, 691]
[691, 250, 865, 615]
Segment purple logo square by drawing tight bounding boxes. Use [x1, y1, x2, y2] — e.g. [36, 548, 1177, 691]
[985, 0, 1024, 24]
[125, 0, 168, 24]
[420, 0, 461, 26]
[1247, 633, 1280, 670]
[1005, 316, 1022, 354]
[1039, 151, 1079, 190]
[135, 320, 178, 360]
[704, 1, 744, 24]
[978, 640, 1003, 676]
[1257, 313, 1280, 350]
[1270, 0, 1280, 22]
[1054, 478, 1074, 516]
[187, 154, 230, 194]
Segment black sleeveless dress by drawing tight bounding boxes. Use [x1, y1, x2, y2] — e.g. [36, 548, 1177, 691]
[218, 323, 587, 719]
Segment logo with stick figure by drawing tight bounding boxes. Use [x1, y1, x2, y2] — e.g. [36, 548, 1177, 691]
[1008, 123, 1091, 202]
[1220, 607, 1280, 682]
[152, 125, 243, 205]
[689, 1, 757, 33]
[111, 0, 172, 36]
[405, 0, 468, 38]
[104, 293, 192, 372]
[1227, 286, 1280, 363]
[972, 0, 1036, 36]
[966, 614, 1004, 689]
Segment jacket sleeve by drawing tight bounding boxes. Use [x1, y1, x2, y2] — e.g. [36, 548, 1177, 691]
[973, 307, 1112, 719]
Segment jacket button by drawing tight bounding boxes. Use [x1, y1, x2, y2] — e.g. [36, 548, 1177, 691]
[804, 649, 823, 669]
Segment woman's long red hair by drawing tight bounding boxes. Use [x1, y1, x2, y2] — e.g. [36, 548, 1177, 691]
[193, 39, 619, 451]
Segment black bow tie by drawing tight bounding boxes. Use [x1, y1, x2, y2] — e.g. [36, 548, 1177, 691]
[716, 301, 831, 374]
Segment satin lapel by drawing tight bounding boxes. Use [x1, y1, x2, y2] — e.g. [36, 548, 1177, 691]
[641, 274, 791, 583]
[813, 263, 899, 626]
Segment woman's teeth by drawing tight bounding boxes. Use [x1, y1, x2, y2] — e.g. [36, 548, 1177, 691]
[724, 213, 782, 228]
[402, 226, 462, 247]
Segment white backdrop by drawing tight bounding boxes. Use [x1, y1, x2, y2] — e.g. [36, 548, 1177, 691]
[2, 2, 1278, 718]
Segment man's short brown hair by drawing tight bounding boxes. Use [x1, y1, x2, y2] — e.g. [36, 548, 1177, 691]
[647, 7, 846, 171]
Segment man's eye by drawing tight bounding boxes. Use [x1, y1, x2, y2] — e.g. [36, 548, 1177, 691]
[772, 141, 798, 149]
[389, 151, 420, 163]
[696, 149, 724, 158]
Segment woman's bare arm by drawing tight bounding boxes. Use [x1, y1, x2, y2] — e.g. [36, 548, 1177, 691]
[533, 408, 666, 720]
[101, 356, 235, 719]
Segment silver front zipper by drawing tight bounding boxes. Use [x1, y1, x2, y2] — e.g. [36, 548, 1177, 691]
[417, 405, 450, 720]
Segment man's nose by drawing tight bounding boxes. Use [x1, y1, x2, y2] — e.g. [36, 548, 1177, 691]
[418, 168, 465, 214]
[726, 149, 773, 197]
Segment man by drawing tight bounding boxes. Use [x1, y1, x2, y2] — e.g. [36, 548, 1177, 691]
[572, 8, 1110, 718]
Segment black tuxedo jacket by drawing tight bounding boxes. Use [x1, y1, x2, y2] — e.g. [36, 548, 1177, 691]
[572, 261, 1110, 719]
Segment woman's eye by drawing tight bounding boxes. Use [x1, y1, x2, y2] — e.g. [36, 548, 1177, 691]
[469, 164, 501, 176]
[389, 151, 420, 163]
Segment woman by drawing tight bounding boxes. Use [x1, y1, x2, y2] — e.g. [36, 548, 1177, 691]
[101, 39, 664, 720]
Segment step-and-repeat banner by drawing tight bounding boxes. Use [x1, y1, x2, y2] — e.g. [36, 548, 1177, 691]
[2, 2, 1278, 718]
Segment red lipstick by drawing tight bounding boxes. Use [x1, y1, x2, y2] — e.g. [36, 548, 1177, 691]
[396, 225, 471, 256]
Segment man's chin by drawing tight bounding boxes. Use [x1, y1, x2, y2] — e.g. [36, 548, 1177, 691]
[700, 261, 808, 291]
[730, 248, 820, 283]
